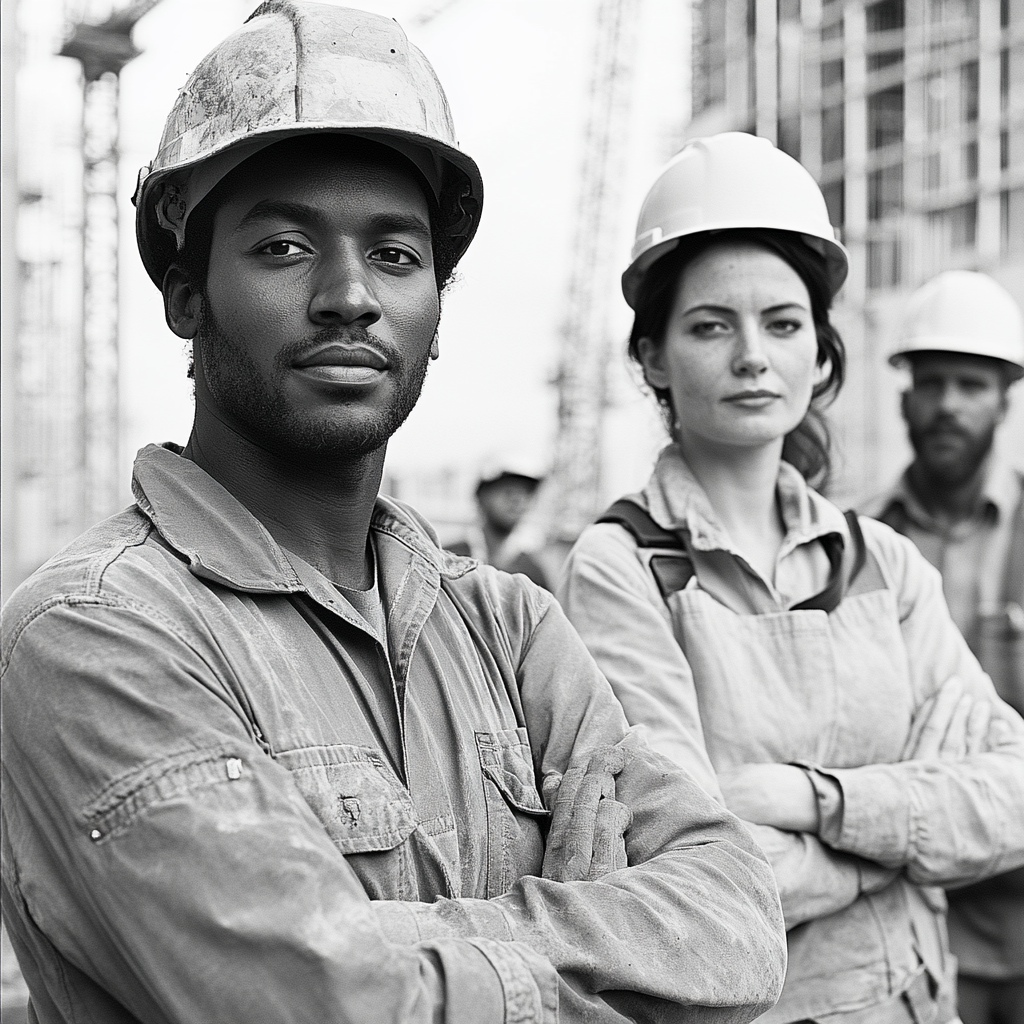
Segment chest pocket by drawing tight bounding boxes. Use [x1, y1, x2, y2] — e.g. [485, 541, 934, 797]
[476, 728, 550, 898]
[276, 743, 417, 857]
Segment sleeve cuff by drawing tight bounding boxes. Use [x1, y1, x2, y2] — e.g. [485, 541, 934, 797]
[466, 938, 559, 1024]
[806, 764, 913, 867]
[802, 766, 845, 844]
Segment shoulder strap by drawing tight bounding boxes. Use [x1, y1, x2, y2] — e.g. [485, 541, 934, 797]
[790, 510, 868, 614]
[597, 498, 694, 599]
[597, 500, 868, 612]
[598, 498, 686, 550]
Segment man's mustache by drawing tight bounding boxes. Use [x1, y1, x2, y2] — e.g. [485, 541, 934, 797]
[277, 326, 396, 368]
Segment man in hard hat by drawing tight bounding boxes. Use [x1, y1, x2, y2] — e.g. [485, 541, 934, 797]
[0, 4, 787, 1021]
[448, 463, 552, 588]
[864, 269, 1024, 1024]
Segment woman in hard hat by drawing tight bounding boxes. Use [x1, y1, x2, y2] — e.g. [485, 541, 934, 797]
[559, 132, 1024, 1024]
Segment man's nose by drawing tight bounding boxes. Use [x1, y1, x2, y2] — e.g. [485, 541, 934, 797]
[732, 320, 770, 376]
[936, 381, 966, 414]
[308, 248, 382, 327]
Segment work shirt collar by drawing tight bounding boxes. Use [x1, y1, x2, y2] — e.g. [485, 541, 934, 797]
[642, 443, 849, 561]
[130, 443, 463, 678]
[880, 455, 1018, 537]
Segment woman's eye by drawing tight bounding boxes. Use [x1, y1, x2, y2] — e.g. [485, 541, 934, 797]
[691, 320, 729, 337]
[371, 247, 417, 266]
[767, 318, 803, 335]
[259, 239, 305, 257]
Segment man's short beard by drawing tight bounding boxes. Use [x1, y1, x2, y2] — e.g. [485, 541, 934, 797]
[908, 419, 996, 487]
[195, 304, 431, 461]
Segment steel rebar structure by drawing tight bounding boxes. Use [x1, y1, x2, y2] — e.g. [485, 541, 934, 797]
[59, 0, 161, 526]
[547, 0, 641, 541]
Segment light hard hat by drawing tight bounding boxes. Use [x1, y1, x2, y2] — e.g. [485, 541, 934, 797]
[889, 271, 1024, 381]
[621, 132, 848, 308]
[476, 454, 545, 492]
[133, 0, 483, 288]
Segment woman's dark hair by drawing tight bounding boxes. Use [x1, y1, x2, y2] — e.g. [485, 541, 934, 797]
[627, 227, 846, 490]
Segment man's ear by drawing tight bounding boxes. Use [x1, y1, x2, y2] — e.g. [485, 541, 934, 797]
[162, 265, 203, 340]
[636, 336, 669, 390]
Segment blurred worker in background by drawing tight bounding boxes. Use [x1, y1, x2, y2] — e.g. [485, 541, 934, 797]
[448, 461, 551, 588]
[0, 4, 788, 1021]
[864, 270, 1024, 1024]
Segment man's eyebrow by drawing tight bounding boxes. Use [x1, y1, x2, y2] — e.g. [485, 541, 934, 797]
[235, 200, 327, 231]
[235, 201, 431, 240]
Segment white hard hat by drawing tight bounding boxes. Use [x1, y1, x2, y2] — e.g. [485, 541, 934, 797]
[133, 0, 483, 287]
[890, 271, 1024, 381]
[476, 454, 546, 491]
[621, 132, 848, 308]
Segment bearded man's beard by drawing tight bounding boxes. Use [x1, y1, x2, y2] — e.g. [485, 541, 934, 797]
[194, 305, 431, 462]
[908, 417, 996, 487]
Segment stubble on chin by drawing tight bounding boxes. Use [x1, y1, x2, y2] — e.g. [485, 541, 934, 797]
[196, 310, 431, 461]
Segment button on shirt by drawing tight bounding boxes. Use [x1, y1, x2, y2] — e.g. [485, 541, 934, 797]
[0, 443, 786, 1024]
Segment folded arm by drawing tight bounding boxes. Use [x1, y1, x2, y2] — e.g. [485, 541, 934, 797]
[3, 588, 785, 1024]
[559, 526, 890, 930]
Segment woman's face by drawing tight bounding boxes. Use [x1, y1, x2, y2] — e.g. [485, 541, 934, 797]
[638, 240, 821, 460]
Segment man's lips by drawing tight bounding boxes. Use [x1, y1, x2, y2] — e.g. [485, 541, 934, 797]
[292, 344, 389, 386]
[292, 344, 388, 370]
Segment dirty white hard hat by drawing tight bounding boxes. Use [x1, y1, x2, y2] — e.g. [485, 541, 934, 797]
[133, 0, 483, 288]
[621, 132, 848, 308]
[889, 271, 1024, 381]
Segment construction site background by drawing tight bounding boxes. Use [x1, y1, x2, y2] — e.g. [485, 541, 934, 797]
[1, 0, 1023, 1012]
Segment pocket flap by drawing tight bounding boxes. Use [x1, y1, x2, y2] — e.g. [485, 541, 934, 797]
[277, 744, 416, 855]
[476, 729, 549, 817]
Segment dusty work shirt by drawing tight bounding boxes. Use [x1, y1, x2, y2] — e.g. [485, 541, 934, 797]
[865, 458, 1024, 981]
[560, 444, 1024, 1024]
[0, 443, 787, 1024]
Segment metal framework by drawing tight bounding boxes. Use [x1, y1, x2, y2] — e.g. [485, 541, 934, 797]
[547, 0, 641, 539]
[59, 0, 162, 525]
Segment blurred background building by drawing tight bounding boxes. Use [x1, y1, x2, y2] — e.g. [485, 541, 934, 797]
[688, 0, 1024, 501]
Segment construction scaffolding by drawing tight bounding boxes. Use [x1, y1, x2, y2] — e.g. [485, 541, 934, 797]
[2, 0, 160, 600]
[547, 0, 641, 540]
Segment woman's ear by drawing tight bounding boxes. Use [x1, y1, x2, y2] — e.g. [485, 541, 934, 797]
[813, 356, 831, 388]
[637, 336, 669, 390]
[162, 265, 203, 340]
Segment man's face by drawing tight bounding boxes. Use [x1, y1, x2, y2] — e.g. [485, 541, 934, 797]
[191, 141, 440, 461]
[477, 478, 537, 533]
[901, 352, 1008, 486]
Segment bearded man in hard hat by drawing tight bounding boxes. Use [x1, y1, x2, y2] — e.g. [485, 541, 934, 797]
[864, 269, 1024, 1024]
[0, 4, 787, 1021]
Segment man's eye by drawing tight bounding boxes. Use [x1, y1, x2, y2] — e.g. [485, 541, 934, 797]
[259, 240, 305, 257]
[371, 247, 416, 266]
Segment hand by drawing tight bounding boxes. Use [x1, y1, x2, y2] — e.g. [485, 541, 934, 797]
[541, 745, 632, 882]
[902, 676, 993, 761]
[718, 763, 819, 833]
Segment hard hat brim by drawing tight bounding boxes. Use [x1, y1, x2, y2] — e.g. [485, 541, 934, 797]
[621, 226, 849, 309]
[135, 124, 483, 289]
[889, 342, 1024, 381]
